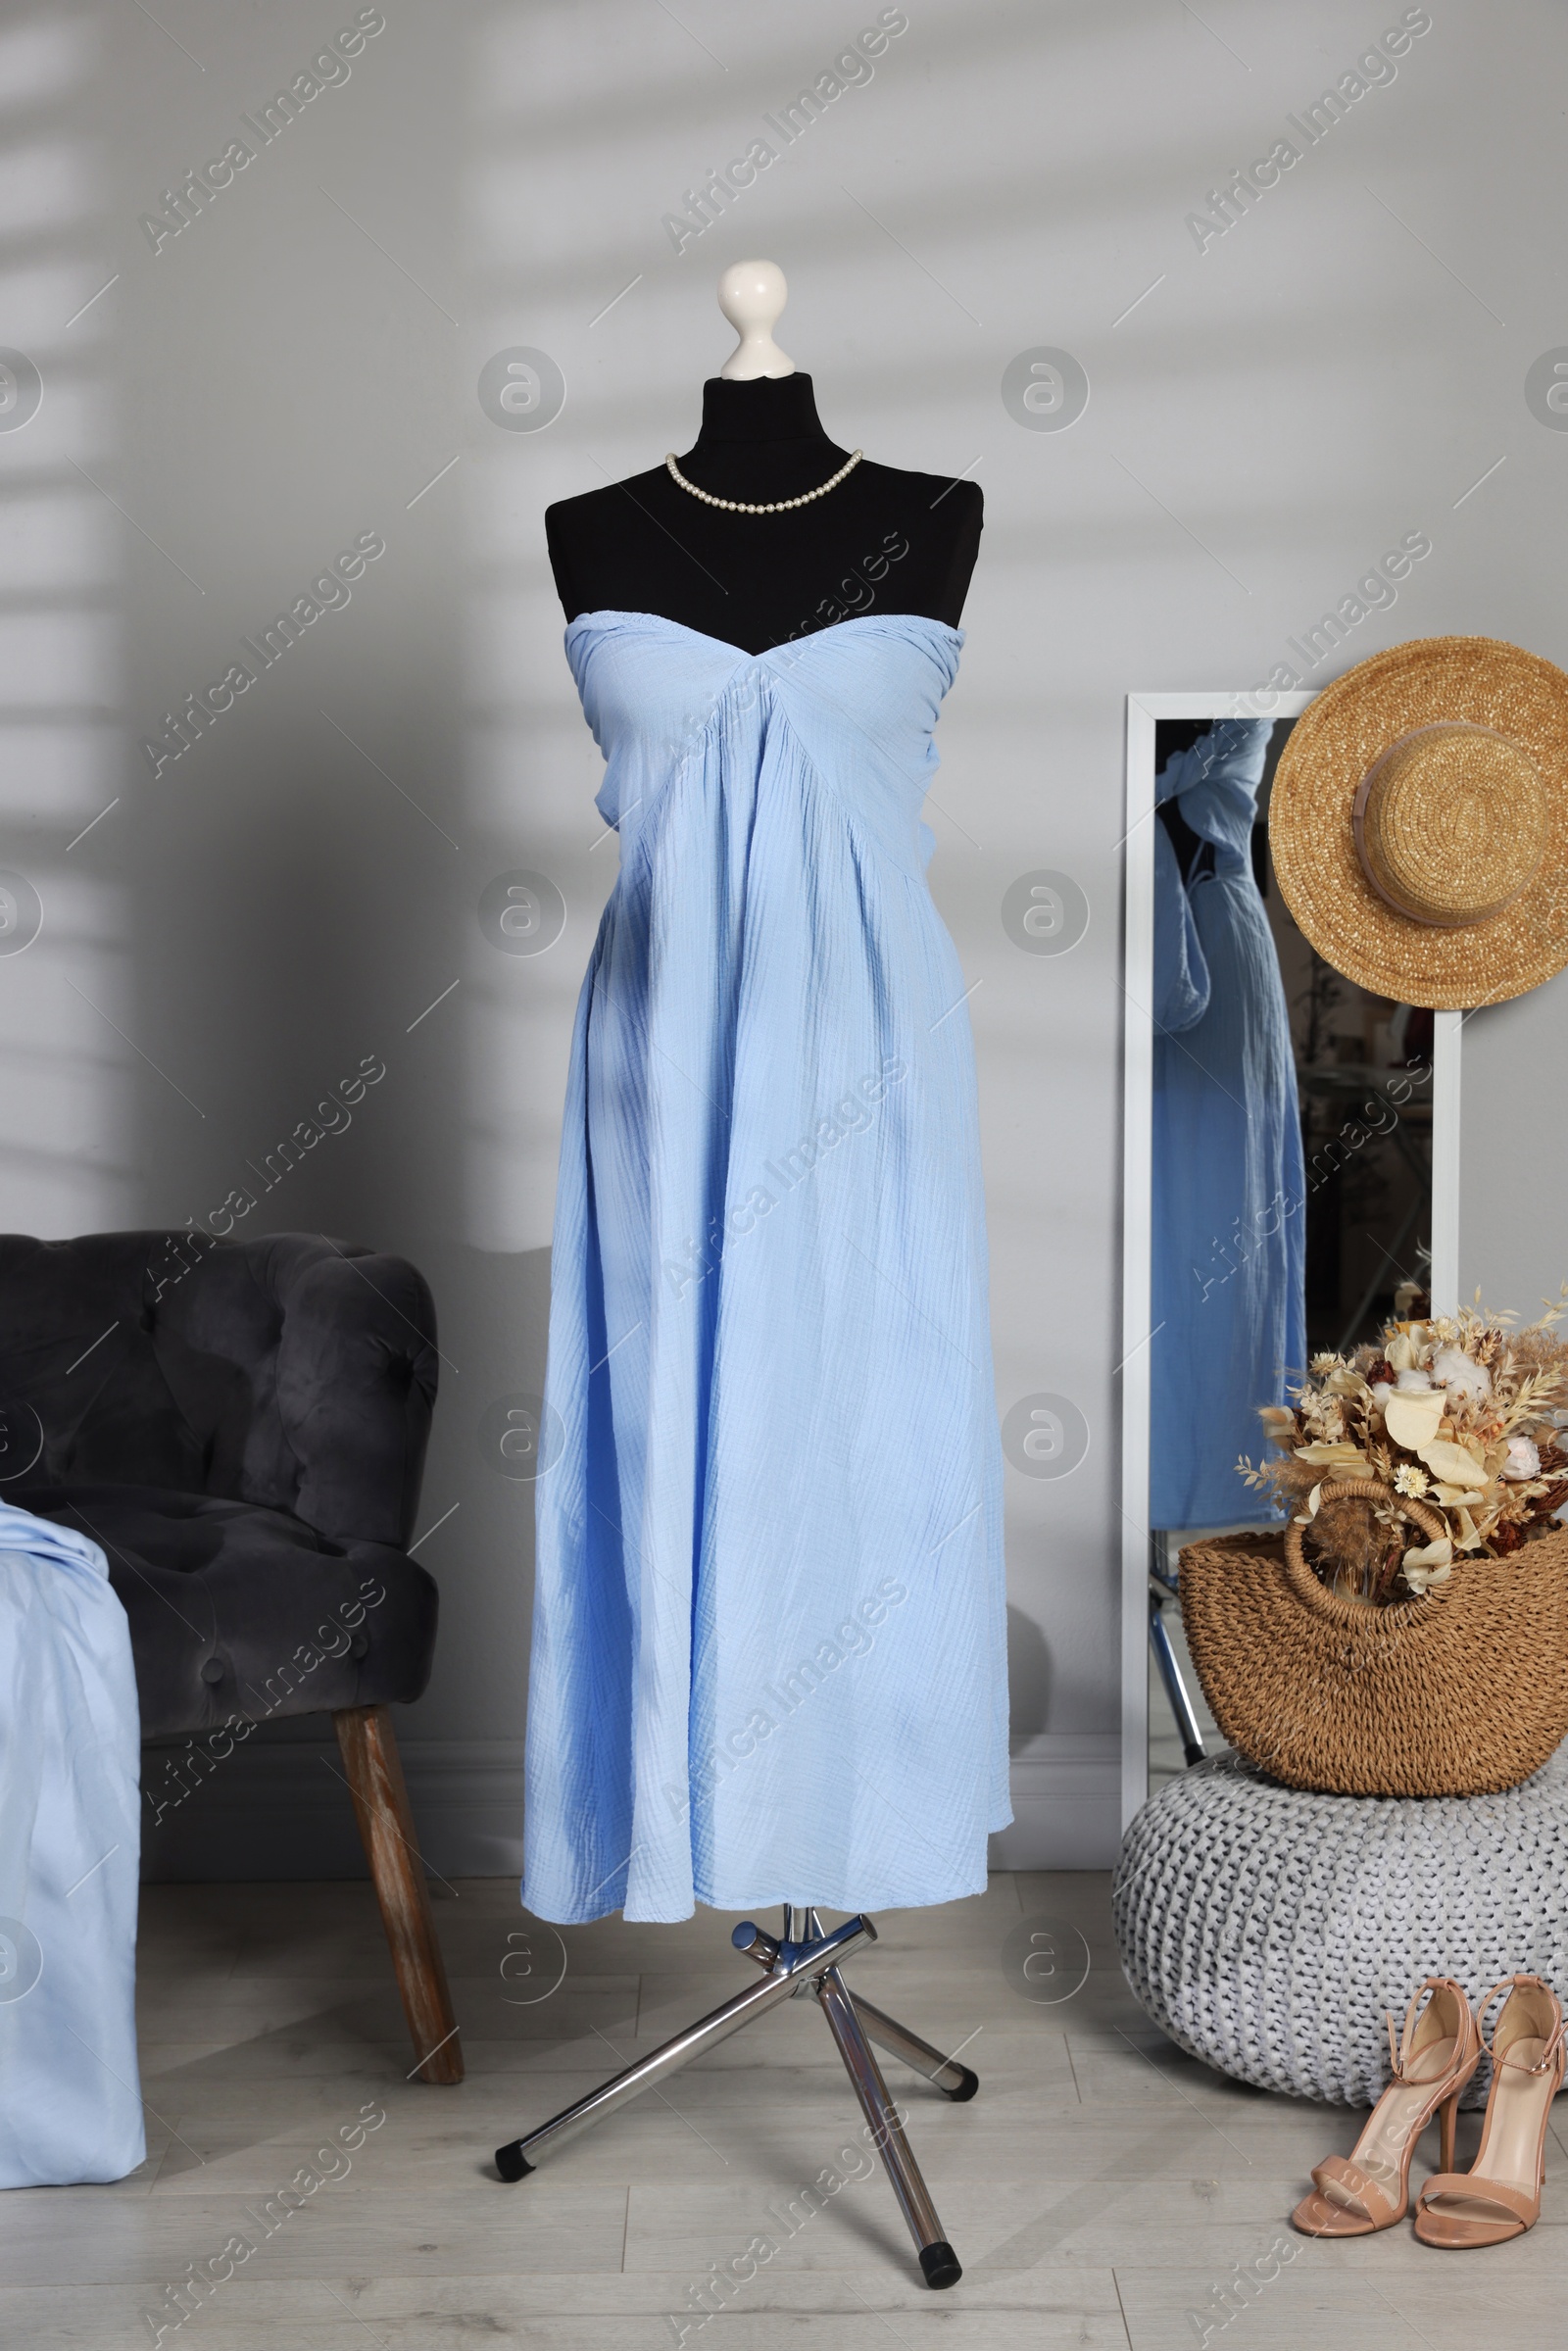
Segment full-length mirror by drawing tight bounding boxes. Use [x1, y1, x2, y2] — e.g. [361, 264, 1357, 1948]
[1120, 695, 1463, 1820]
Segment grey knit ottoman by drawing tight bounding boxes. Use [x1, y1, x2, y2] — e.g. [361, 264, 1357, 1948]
[1113, 1748, 1568, 2107]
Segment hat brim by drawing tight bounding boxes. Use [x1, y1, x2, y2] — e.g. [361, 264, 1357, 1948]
[1269, 636, 1568, 1010]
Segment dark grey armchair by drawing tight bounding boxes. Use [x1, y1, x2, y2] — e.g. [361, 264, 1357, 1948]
[0, 1228, 463, 2083]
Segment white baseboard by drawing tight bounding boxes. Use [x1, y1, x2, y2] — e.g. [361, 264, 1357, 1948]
[140, 1732, 1121, 1882]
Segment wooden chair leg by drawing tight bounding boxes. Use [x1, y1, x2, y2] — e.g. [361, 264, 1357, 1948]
[333, 1703, 465, 2084]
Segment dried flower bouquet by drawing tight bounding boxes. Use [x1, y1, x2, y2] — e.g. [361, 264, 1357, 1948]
[1239, 1294, 1568, 1604]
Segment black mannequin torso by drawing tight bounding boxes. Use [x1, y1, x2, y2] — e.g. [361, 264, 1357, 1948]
[545, 374, 982, 656]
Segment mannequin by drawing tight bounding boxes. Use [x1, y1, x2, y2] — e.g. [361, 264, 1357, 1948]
[508, 263, 998, 2295]
[545, 260, 982, 655]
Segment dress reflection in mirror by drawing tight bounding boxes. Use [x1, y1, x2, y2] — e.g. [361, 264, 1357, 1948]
[1150, 719, 1306, 1532]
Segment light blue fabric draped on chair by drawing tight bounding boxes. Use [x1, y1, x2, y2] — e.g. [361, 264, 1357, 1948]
[1150, 720, 1307, 1532]
[523, 611, 1010, 1926]
[0, 1500, 143, 2187]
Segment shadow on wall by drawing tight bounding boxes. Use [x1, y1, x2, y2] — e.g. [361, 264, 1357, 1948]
[1005, 1599, 1051, 1740]
[0, 16, 131, 1233]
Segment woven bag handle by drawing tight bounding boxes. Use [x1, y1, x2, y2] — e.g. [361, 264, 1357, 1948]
[1283, 1476, 1448, 1601]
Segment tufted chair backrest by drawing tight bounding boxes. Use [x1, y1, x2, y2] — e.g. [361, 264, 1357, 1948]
[0, 1230, 438, 1547]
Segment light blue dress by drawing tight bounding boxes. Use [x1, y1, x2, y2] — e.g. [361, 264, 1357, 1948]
[1150, 720, 1306, 1530]
[523, 612, 1010, 1924]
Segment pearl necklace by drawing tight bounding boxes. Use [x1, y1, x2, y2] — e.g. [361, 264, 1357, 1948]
[663, 447, 864, 514]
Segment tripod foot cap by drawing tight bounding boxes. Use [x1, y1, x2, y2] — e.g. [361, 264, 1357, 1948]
[946, 2065, 980, 2102]
[919, 2240, 961, 2289]
[495, 2140, 534, 2181]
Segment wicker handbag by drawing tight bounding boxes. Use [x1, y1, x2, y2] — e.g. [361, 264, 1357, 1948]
[1179, 1478, 1568, 1796]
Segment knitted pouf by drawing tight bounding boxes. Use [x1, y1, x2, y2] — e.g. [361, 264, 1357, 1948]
[1113, 1748, 1568, 2107]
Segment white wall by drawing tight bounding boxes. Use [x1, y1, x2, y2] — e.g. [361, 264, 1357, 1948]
[3, 0, 1564, 1878]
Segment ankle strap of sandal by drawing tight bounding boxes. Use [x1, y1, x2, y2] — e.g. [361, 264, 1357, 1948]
[1385, 1975, 1472, 2082]
[1478, 1976, 1566, 2076]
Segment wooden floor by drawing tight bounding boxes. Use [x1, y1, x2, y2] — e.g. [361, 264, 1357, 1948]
[3, 1870, 1566, 2347]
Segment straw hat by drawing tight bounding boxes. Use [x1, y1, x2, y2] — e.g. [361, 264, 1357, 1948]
[1269, 637, 1568, 1009]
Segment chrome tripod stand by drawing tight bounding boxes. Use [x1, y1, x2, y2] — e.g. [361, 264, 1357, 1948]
[494, 1903, 977, 2288]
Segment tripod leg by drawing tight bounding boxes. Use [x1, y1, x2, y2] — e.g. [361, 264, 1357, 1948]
[1150, 1592, 1206, 1766]
[850, 1993, 978, 2100]
[741, 1916, 977, 2099]
[815, 1965, 962, 2289]
[496, 1967, 795, 2179]
[495, 1915, 875, 2180]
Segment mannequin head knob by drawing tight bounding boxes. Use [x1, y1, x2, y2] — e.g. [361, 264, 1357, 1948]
[717, 259, 795, 381]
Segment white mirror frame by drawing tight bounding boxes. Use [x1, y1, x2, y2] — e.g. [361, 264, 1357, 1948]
[1119, 692, 1463, 1829]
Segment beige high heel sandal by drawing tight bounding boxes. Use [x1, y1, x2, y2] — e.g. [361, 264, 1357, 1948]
[1292, 1977, 1481, 2237]
[1413, 1975, 1565, 2249]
